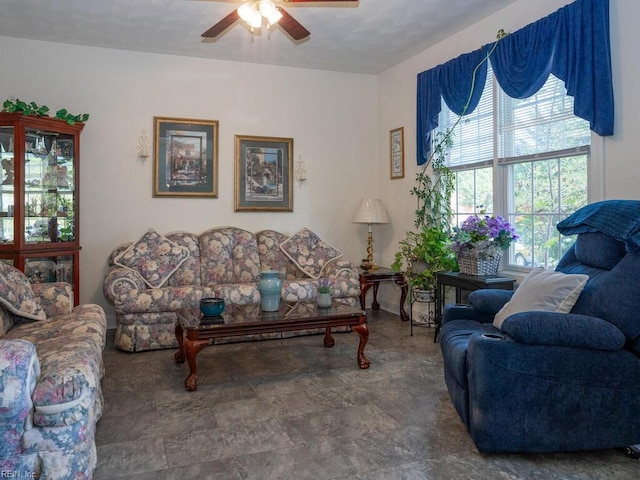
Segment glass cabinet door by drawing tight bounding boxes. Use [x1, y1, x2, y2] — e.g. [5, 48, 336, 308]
[0, 125, 15, 244]
[25, 255, 75, 284]
[24, 128, 76, 245]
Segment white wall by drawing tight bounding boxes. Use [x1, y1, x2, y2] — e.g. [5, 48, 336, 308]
[0, 38, 378, 323]
[375, 0, 640, 311]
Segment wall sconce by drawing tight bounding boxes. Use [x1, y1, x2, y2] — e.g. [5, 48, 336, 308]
[295, 155, 307, 186]
[137, 130, 150, 165]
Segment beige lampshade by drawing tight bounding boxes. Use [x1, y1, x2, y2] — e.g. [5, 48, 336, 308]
[352, 198, 390, 224]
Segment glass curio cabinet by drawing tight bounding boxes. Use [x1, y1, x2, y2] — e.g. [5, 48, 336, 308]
[0, 113, 84, 305]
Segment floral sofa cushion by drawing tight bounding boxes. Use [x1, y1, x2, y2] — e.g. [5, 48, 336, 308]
[0, 262, 46, 322]
[279, 228, 343, 279]
[2, 304, 106, 428]
[165, 232, 202, 287]
[256, 230, 302, 279]
[114, 228, 191, 288]
[199, 227, 261, 285]
[0, 307, 14, 337]
[0, 339, 39, 428]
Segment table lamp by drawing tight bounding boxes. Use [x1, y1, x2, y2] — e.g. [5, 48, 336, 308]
[352, 198, 390, 270]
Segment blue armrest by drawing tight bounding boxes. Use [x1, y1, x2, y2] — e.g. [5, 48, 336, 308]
[442, 289, 514, 325]
[443, 304, 496, 325]
[468, 289, 514, 315]
[501, 311, 626, 351]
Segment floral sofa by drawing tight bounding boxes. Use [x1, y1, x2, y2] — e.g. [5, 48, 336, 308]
[103, 226, 361, 352]
[0, 263, 107, 479]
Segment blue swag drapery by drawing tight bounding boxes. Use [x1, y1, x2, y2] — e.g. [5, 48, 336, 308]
[416, 0, 613, 165]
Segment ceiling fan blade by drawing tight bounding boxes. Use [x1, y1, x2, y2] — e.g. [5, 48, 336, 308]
[201, 9, 240, 38]
[277, 7, 310, 41]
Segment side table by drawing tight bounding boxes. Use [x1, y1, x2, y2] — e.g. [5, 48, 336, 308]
[434, 271, 515, 342]
[359, 268, 409, 322]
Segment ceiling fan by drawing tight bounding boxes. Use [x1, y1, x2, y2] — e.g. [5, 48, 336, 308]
[201, 0, 355, 41]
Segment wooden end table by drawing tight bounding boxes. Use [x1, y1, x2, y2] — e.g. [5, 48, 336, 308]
[174, 302, 369, 391]
[359, 268, 409, 321]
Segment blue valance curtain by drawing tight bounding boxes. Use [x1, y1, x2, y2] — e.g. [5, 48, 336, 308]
[416, 0, 613, 165]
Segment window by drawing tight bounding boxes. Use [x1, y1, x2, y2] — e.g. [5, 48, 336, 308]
[437, 64, 591, 269]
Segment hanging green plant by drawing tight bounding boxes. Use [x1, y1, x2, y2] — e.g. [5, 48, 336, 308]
[392, 29, 508, 288]
[2, 98, 89, 125]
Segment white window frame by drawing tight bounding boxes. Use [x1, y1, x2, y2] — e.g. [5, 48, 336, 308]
[437, 67, 604, 275]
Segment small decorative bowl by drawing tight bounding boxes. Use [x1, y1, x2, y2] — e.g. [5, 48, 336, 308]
[200, 297, 225, 317]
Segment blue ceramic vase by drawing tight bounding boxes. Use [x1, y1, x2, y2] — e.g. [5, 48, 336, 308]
[258, 270, 282, 312]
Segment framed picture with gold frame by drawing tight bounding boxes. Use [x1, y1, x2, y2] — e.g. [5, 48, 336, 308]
[153, 117, 219, 197]
[390, 127, 404, 179]
[234, 135, 293, 212]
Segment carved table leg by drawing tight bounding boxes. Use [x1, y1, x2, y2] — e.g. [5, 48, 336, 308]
[352, 320, 370, 369]
[324, 327, 335, 348]
[174, 322, 185, 364]
[359, 281, 372, 310]
[395, 278, 409, 322]
[184, 338, 209, 391]
[371, 282, 380, 310]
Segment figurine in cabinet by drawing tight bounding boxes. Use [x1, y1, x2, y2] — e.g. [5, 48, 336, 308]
[42, 165, 69, 188]
[1, 157, 14, 185]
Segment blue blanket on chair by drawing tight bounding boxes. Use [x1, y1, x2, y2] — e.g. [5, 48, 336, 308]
[557, 200, 640, 251]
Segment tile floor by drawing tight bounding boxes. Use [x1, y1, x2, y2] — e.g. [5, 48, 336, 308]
[94, 310, 639, 479]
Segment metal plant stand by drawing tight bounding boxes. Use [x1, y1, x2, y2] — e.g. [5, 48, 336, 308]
[410, 287, 436, 336]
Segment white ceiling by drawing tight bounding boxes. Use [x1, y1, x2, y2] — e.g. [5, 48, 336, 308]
[0, 0, 518, 75]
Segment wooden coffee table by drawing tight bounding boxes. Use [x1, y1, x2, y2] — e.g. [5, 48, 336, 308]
[174, 301, 369, 391]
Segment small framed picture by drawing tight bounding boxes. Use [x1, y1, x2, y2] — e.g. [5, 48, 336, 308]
[390, 127, 404, 179]
[234, 135, 293, 212]
[153, 117, 219, 197]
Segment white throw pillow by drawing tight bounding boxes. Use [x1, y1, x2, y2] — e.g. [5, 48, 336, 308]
[493, 268, 589, 330]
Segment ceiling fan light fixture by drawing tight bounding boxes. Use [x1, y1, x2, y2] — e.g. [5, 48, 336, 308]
[265, 9, 283, 26]
[259, 0, 276, 16]
[205, 0, 314, 40]
[248, 10, 263, 29]
[237, 2, 256, 23]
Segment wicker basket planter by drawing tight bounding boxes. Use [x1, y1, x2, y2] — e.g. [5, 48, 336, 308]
[457, 248, 503, 275]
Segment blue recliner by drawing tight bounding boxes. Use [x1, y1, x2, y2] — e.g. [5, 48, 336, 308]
[440, 200, 640, 453]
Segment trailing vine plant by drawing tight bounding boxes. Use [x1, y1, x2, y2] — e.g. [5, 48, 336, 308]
[2, 98, 89, 125]
[392, 29, 508, 288]
[414, 29, 508, 231]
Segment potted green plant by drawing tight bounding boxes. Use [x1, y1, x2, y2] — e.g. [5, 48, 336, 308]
[317, 278, 332, 308]
[392, 30, 508, 294]
[391, 130, 457, 294]
[392, 226, 457, 294]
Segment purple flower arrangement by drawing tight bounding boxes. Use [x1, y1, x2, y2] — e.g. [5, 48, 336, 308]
[451, 213, 518, 254]
[317, 278, 332, 294]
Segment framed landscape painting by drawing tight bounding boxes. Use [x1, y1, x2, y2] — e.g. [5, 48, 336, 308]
[153, 117, 219, 197]
[234, 135, 293, 212]
[390, 126, 404, 179]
